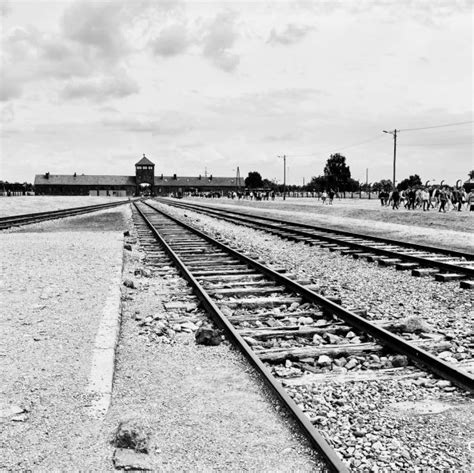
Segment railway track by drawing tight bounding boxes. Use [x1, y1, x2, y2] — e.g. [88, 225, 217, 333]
[133, 200, 473, 472]
[0, 198, 136, 230]
[155, 198, 474, 289]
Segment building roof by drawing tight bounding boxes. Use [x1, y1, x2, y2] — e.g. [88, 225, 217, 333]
[34, 173, 240, 188]
[155, 176, 239, 187]
[34, 174, 136, 186]
[135, 156, 155, 166]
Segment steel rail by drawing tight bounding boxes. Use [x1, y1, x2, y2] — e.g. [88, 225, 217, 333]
[156, 198, 474, 278]
[144, 200, 474, 393]
[158, 198, 473, 260]
[0, 198, 138, 230]
[133, 202, 349, 473]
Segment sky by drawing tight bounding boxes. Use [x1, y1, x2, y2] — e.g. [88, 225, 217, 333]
[0, 0, 472, 186]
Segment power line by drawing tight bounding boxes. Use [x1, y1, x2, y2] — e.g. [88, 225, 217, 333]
[280, 119, 473, 158]
[287, 134, 384, 158]
[399, 120, 473, 132]
[399, 141, 474, 147]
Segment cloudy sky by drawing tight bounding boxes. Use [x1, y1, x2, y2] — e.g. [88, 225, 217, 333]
[0, 0, 472, 186]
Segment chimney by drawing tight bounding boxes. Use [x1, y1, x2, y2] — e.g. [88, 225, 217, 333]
[160, 174, 163, 180]
[173, 174, 177, 180]
[45, 172, 50, 179]
[73, 172, 77, 178]
[198, 175, 201, 180]
[209, 174, 213, 181]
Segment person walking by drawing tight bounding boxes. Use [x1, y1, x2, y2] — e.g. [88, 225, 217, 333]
[421, 187, 430, 211]
[392, 188, 400, 209]
[438, 187, 448, 213]
[328, 189, 335, 205]
[407, 187, 416, 210]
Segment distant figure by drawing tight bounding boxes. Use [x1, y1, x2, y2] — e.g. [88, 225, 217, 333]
[421, 187, 430, 211]
[407, 188, 416, 210]
[438, 187, 448, 212]
[379, 191, 385, 206]
[468, 190, 474, 211]
[328, 190, 335, 205]
[392, 189, 400, 209]
[321, 191, 327, 204]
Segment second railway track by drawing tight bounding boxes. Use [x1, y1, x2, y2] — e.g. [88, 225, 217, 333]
[132, 200, 473, 471]
[0, 198, 137, 230]
[155, 198, 474, 288]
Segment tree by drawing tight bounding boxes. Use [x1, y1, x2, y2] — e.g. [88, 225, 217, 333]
[307, 175, 328, 192]
[245, 171, 263, 188]
[261, 178, 276, 189]
[397, 174, 422, 191]
[372, 179, 392, 192]
[323, 153, 352, 191]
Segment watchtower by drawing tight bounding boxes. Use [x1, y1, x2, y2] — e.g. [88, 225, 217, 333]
[135, 154, 155, 195]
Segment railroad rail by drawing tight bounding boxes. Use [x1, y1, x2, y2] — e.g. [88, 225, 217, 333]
[133, 200, 473, 472]
[155, 198, 474, 287]
[0, 198, 136, 230]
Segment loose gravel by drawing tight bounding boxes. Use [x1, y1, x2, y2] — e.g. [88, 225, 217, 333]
[103, 218, 326, 471]
[155, 201, 474, 470]
[184, 197, 473, 252]
[160, 203, 473, 360]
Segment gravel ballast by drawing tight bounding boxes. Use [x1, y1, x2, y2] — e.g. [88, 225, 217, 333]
[159, 203, 473, 351]
[154, 201, 473, 469]
[102, 216, 326, 471]
[182, 197, 473, 252]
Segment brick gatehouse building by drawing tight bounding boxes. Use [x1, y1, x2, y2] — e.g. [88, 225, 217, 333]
[34, 155, 240, 196]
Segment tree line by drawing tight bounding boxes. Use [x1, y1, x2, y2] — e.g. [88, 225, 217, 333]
[244, 155, 473, 193]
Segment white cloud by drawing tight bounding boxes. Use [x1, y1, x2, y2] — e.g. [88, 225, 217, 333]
[61, 0, 132, 63]
[0, 73, 22, 102]
[151, 23, 189, 57]
[268, 23, 314, 45]
[202, 11, 240, 72]
[0, 103, 14, 122]
[0, 0, 11, 17]
[0, 0, 161, 102]
[61, 73, 139, 101]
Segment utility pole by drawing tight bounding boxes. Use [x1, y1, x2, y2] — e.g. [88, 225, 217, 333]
[383, 129, 398, 190]
[278, 155, 287, 200]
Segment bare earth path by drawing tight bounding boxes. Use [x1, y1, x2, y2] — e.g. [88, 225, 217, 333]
[0, 209, 126, 470]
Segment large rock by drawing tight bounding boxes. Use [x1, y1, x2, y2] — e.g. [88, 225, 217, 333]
[195, 325, 222, 346]
[391, 355, 408, 367]
[114, 419, 150, 453]
[219, 305, 233, 317]
[123, 279, 136, 289]
[400, 316, 432, 334]
[113, 449, 153, 471]
[317, 355, 332, 366]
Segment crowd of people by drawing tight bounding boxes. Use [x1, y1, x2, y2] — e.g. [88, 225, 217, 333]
[379, 186, 474, 212]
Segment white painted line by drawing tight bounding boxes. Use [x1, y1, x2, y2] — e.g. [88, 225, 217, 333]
[86, 241, 124, 418]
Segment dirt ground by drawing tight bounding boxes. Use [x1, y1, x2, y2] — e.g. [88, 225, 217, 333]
[183, 197, 473, 254]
